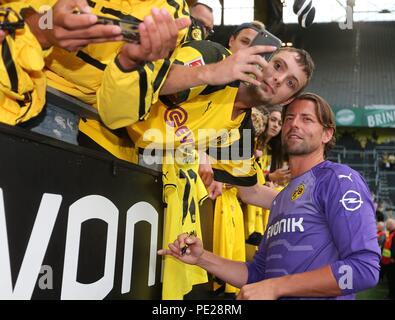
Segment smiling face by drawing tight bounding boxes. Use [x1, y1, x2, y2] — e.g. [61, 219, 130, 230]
[229, 28, 259, 53]
[245, 50, 309, 106]
[281, 99, 334, 157]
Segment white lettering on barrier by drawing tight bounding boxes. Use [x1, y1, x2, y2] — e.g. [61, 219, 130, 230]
[121, 202, 158, 293]
[61, 195, 119, 300]
[0, 189, 62, 299]
[0, 188, 159, 299]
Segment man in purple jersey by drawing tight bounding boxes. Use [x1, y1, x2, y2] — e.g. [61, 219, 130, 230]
[158, 92, 381, 299]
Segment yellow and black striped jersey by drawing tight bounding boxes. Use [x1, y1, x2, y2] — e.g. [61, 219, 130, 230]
[161, 151, 208, 299]
[213, 186, 245, 294]
[208, 108, 258, 186]
[244, 154, 266, 239]
[126, 40, 243, 151]
[0, 2, 46, 125]
[16, 0, 189, 162]
[123, 40, 258, 185]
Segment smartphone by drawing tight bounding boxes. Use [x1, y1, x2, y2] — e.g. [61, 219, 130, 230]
[250, 29, 282, 61]
[95, 15, 141, 43]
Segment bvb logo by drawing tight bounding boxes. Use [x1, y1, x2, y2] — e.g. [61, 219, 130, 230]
[291, 184, 305, 201]
[191, 27, 202, 40]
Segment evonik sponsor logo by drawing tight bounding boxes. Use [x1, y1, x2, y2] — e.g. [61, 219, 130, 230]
[266, 217, 304, 240]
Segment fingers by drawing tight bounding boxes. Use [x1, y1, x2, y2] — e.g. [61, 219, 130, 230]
[144, 13, 160, 55]
[152, 8, 172, 57]
[0, 30, 5, 42]
[58, 11, 98, 30]
[175, 17, 191, 30]
[211, 188, 222, 200]
[157, 248, 171, 256]
[70, 0, 92, 14]
[247, 45, 278, 55]
[55, 24, 122, 41]
[208, 182, 222, 200]
[58, 35, 123, 52]
[144, 7, 180, 60]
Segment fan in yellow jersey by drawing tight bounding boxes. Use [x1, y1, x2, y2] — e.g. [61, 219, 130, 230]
[4, 0, 190, 159]
[162, 149, 209, 300]
[0, 0, 125, 128]
[103, 40, 311, 180]
[100, 38, 315, 206]
[0, 3, 46, 126]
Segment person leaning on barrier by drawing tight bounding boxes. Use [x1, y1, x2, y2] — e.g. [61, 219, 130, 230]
[100, 41, 314, 197]
[5, 0, 190, 155]
[0, 0, 129, 129]
[159, 93, 381, 300]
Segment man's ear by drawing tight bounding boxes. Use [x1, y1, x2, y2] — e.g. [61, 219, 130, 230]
[228, 35, 235, 48]
[322, 127, 334, 144]
[278, 96, 295, 107]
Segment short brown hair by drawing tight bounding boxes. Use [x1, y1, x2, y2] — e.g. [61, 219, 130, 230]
[282, 92, 336, 157]
[275, 47, 315, 96]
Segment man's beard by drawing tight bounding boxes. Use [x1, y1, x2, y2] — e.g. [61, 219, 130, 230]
[246, 84, 271, 106]
[283, 140, 312, 156]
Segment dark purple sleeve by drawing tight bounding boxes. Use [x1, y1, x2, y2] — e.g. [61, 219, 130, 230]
[314, 167, 381, 295]
[246, 232, 267, 284]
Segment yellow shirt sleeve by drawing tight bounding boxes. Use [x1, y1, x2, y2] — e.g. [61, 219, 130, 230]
[0, 10, 46, 125]
[97, 58, 172, 129]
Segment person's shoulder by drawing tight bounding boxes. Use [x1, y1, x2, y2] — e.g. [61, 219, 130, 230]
[312, 160, 357, 177]
[312, 161, 367, 188]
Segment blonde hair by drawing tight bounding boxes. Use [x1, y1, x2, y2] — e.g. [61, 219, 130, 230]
[252, 107, 268, 137]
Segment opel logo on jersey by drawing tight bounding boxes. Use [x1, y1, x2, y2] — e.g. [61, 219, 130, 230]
[339, 190, 363, 211]
[291, 184, 305, 201]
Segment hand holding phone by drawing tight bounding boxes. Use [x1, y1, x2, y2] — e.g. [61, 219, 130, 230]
[244, 30, 282, 84]
[250, 29, 282, 62]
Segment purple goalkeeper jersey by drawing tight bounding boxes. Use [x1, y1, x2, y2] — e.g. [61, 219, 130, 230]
[246, 160, 381, 299]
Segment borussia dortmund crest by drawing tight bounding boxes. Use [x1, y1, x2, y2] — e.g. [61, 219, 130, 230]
[192, 28, 202, 40]
[291, 183, 305, 201]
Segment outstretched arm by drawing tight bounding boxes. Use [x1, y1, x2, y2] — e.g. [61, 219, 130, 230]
[160, 45, 278, 95]
[237, 265, 341, 300]
[24, 0, 123, 51]
[237, 183, 278, 209]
